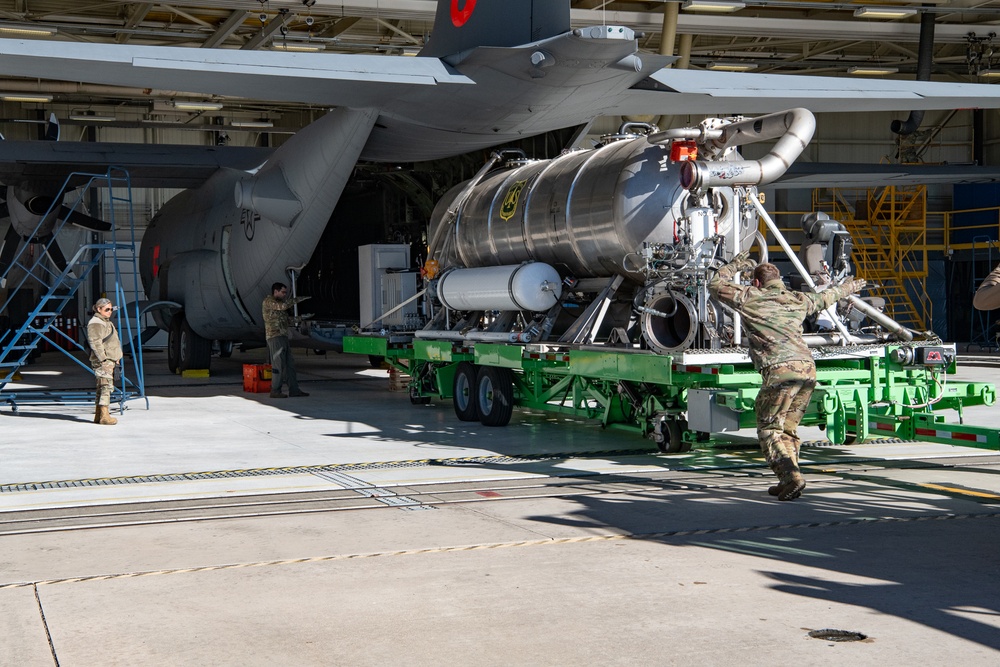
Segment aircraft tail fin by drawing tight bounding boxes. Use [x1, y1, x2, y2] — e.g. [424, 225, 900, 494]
[420, 0, 570, 58]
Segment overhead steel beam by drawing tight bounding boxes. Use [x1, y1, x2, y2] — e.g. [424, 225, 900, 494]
[202, 10, 251, 48]
[116, 3, 152, 44]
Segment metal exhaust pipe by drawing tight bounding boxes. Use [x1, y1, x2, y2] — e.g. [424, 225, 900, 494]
[679, 108, 816, 190]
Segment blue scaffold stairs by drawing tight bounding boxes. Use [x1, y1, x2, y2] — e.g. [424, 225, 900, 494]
[0, 167, 147, 413]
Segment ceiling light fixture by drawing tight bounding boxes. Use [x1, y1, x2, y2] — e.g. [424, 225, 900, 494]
[853, 7, 918, 20]
[848, 65, 899, 75]
[1, 93, 53, 103]
[707, 61, 757, 72]
[0, 24, 57, 36]
[69, 113, 116, 122]
[231, 119, 274, 128]
[173, 100, 224, 111]
[272, 43, 323, 52]
[681, 1, 745, 12]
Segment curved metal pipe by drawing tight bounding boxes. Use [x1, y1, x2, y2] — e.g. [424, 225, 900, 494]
[804, 333, 883, 347]
[680, 108, 816, 190]
[848, 294, 914, 341]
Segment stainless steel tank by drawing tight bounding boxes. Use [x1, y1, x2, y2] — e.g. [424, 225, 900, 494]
[431, 137, 744, 280]
[437, 263, 562, 312]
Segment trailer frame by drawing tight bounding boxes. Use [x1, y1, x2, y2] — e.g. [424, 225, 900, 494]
[344, 335, 998, 452]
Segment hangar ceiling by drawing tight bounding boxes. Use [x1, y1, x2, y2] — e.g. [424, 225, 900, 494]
[0, 0, 999, 128]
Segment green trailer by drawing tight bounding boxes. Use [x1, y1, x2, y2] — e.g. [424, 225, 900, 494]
[344, 335, 998, 453]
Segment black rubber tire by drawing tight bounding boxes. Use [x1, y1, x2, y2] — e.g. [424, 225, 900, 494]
[167, 313, 182, 374]
[218, 341, 234, 358]
[409, 384, 431, 405]
[477, 366, 514, 427]
[452, 362, 479, 422]
[656, 418, 691, 453]
[179, 318, 212, 371]
[369, 355, 385, 369]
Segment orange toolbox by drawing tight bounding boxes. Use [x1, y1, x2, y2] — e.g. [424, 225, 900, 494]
[243, 364, 272, 393]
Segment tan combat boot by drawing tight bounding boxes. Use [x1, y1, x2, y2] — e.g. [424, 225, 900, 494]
[768, 457, 805, 501]
[97, 406, 118, 426]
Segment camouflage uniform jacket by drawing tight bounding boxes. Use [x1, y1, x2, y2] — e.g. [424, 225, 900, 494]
[87, 313, 123, 365]
[262, 295, 307, 340]
[709, 256, 861, 370]
[973, 262, 1000, 311]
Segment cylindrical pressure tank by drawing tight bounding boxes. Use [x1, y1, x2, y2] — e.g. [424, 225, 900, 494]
[430, 137, 747, 279]
[437, 263, 562, 312]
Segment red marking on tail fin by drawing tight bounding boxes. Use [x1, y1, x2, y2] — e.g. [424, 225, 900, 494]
[451, 0, 477, 27]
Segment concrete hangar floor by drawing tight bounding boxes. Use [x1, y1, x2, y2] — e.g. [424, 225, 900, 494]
[2, 349, 1000, 666]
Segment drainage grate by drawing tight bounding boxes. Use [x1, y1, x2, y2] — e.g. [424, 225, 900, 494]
[807, 629, 869, 642]
[0, 449, 654, 494]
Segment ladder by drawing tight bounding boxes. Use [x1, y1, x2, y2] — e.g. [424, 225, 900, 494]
[969, 236, 999, 350]
[820, 185, 931, 331]
[0, 168, 146, 412]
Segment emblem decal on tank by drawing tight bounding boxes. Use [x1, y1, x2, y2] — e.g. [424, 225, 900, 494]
[451, 0, 477, 27]
[500, 180, 526, 221]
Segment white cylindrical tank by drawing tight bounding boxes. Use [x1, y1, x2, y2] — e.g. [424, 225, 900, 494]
[437, 263, 562, 312]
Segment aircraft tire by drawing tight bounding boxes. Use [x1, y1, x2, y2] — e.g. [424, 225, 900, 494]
[167, 314, 182, 374]
[179, 317, 212, 371]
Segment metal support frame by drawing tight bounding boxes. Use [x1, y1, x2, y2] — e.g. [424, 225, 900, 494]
[344, 335, 999, 452]
[0, 167, 147, 413]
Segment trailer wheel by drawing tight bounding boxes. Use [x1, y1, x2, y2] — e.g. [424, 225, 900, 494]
[657, 418, 691, 454]
[453, 362, 479, 421]
[409, 384, 431, 405]
[477, 367, 514, 427]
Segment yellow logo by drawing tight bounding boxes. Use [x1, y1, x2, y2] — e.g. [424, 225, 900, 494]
[500, 180, 526, 221]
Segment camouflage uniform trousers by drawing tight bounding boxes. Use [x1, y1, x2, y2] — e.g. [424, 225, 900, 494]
[267, 335, 300, 395]
[90, 359, 114, 407]
[755, 359, 817, 468]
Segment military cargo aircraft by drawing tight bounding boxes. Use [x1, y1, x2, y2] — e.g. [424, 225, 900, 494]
[2, 0, 1000, 371]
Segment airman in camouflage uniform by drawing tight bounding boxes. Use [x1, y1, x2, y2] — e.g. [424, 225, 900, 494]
[709, 252, 865, 500]
[973, 263, 1000, 311]
[262, 282, 310, 398]
[87, 297, 123, 425]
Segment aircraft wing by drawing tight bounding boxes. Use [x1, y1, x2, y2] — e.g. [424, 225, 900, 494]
[772, 163, 1000, 189]
[2, 37, 1000, 118]
[0, 39, 472, 107]
[0, 141, 272, 189]
[613, 69, 1000, 116]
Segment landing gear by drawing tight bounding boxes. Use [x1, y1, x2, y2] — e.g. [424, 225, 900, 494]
[477, 366, 514, 427]
[167, 314, 182, 374]
[453, 362, 479, 422]
[167, 312, 212, 373]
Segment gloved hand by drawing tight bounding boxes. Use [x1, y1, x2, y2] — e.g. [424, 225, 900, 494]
[851, 279, 867, 293]
[731, 250, 756, 271]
